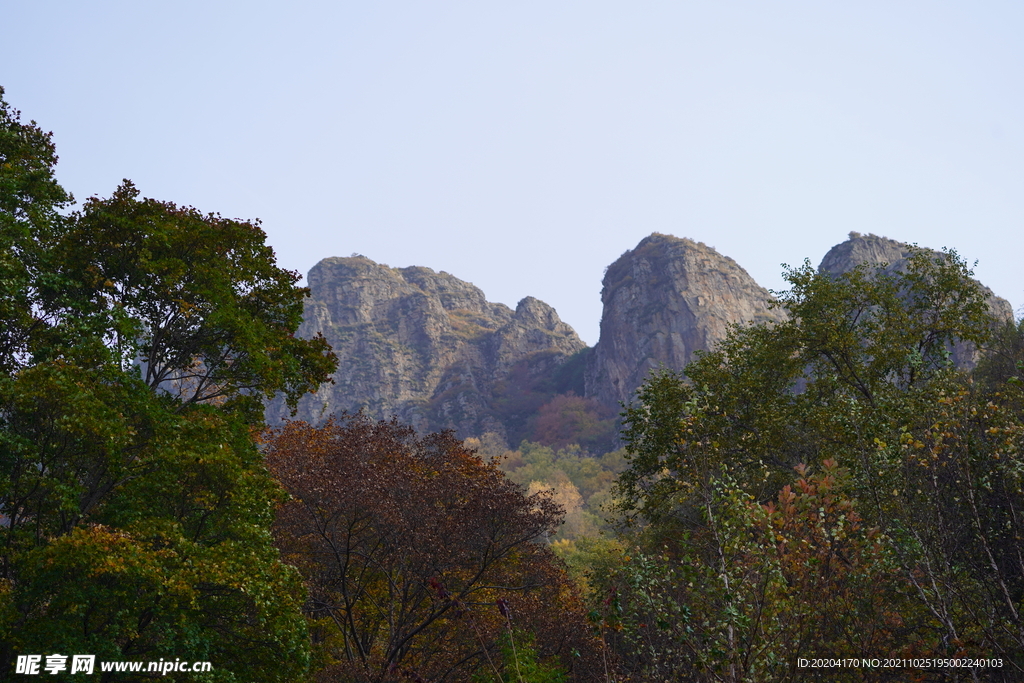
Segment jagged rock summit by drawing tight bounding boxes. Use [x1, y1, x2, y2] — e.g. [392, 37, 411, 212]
[820, 233, 1014, 323]
[266, 255, 587, 439]
[819, 231, 919, 275]
[584, 233, 787, 409]
[270, 233, 1014, 443]
[818, 232, 1014, 369]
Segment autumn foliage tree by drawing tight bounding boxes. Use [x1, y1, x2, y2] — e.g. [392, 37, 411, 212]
[529, 394, 617, 454]
[265, 415, 605, 682]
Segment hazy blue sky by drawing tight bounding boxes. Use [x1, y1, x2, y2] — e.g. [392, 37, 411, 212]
[3, 1, 1021, 344]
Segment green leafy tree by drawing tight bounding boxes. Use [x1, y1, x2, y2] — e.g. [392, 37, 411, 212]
[473, 628, 567, 683]
[0, 88, 337, 681]
[594, 461, 911, 681]
[976, 318, 1024, 390]
[0, 86, 72, 371]
[41, 179, 336, 419]
[610, 248, 1024, 676]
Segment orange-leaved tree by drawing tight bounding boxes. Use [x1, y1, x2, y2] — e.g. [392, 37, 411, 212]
[265, 415, 604, 682]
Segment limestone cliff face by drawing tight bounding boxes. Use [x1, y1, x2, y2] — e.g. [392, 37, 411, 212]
[266, 256, 586, 439]
[585, 233, 786, 409]
[819, 232, 1014, 368]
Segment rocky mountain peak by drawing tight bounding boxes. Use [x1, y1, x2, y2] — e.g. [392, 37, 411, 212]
[819, 232, 1013, 320]
[584, 233, 786, 409]
[270, 232, 1014, 446]
[267, 255, 586, 440]
[819, 232, 915, 275]
[819, 232, 1014, 368]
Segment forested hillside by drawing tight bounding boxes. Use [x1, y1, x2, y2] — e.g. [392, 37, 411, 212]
[3, 86, 1022, 682]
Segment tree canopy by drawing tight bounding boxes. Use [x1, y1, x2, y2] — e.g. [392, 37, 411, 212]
[0, 87, 337, 681]
[265, 415, 605, 682]
[604, 249, 1024, 680]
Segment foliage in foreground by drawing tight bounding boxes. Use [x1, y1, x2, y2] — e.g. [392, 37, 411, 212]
[265, 415, 606, 682]
[602, 251, 1024, 681]
[0, 87, 336, 681]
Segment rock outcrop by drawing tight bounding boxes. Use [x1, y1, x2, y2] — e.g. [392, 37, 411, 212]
[270, 233, 1013, 443]
[819, 232, 1014, 368]
[584, 233, 786, 409]
[266, 255, 587, 439]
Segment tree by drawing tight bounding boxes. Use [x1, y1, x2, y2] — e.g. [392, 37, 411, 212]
[0, 86, 72, 372]
[2, 382, 312, 681]
[976, 318, 1024, 390]
[529, 394, 617, 454]
[265, 415, 605, 682]
[596, 461, 909, 681]
[0, 88, 337, 681]
[610, 248, 1024, 675]
[41, 179, 335, 420]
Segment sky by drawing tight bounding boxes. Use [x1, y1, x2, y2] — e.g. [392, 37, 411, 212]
[3, 1, 1022, 345]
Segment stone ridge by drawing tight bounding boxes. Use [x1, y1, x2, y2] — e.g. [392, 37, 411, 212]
[584, 233, 787, 409]
[819, 231, 916, 275]
[265, 255, 587, 439]
[819, 232, 1014, 369]
[268, 233, 1014, 442]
